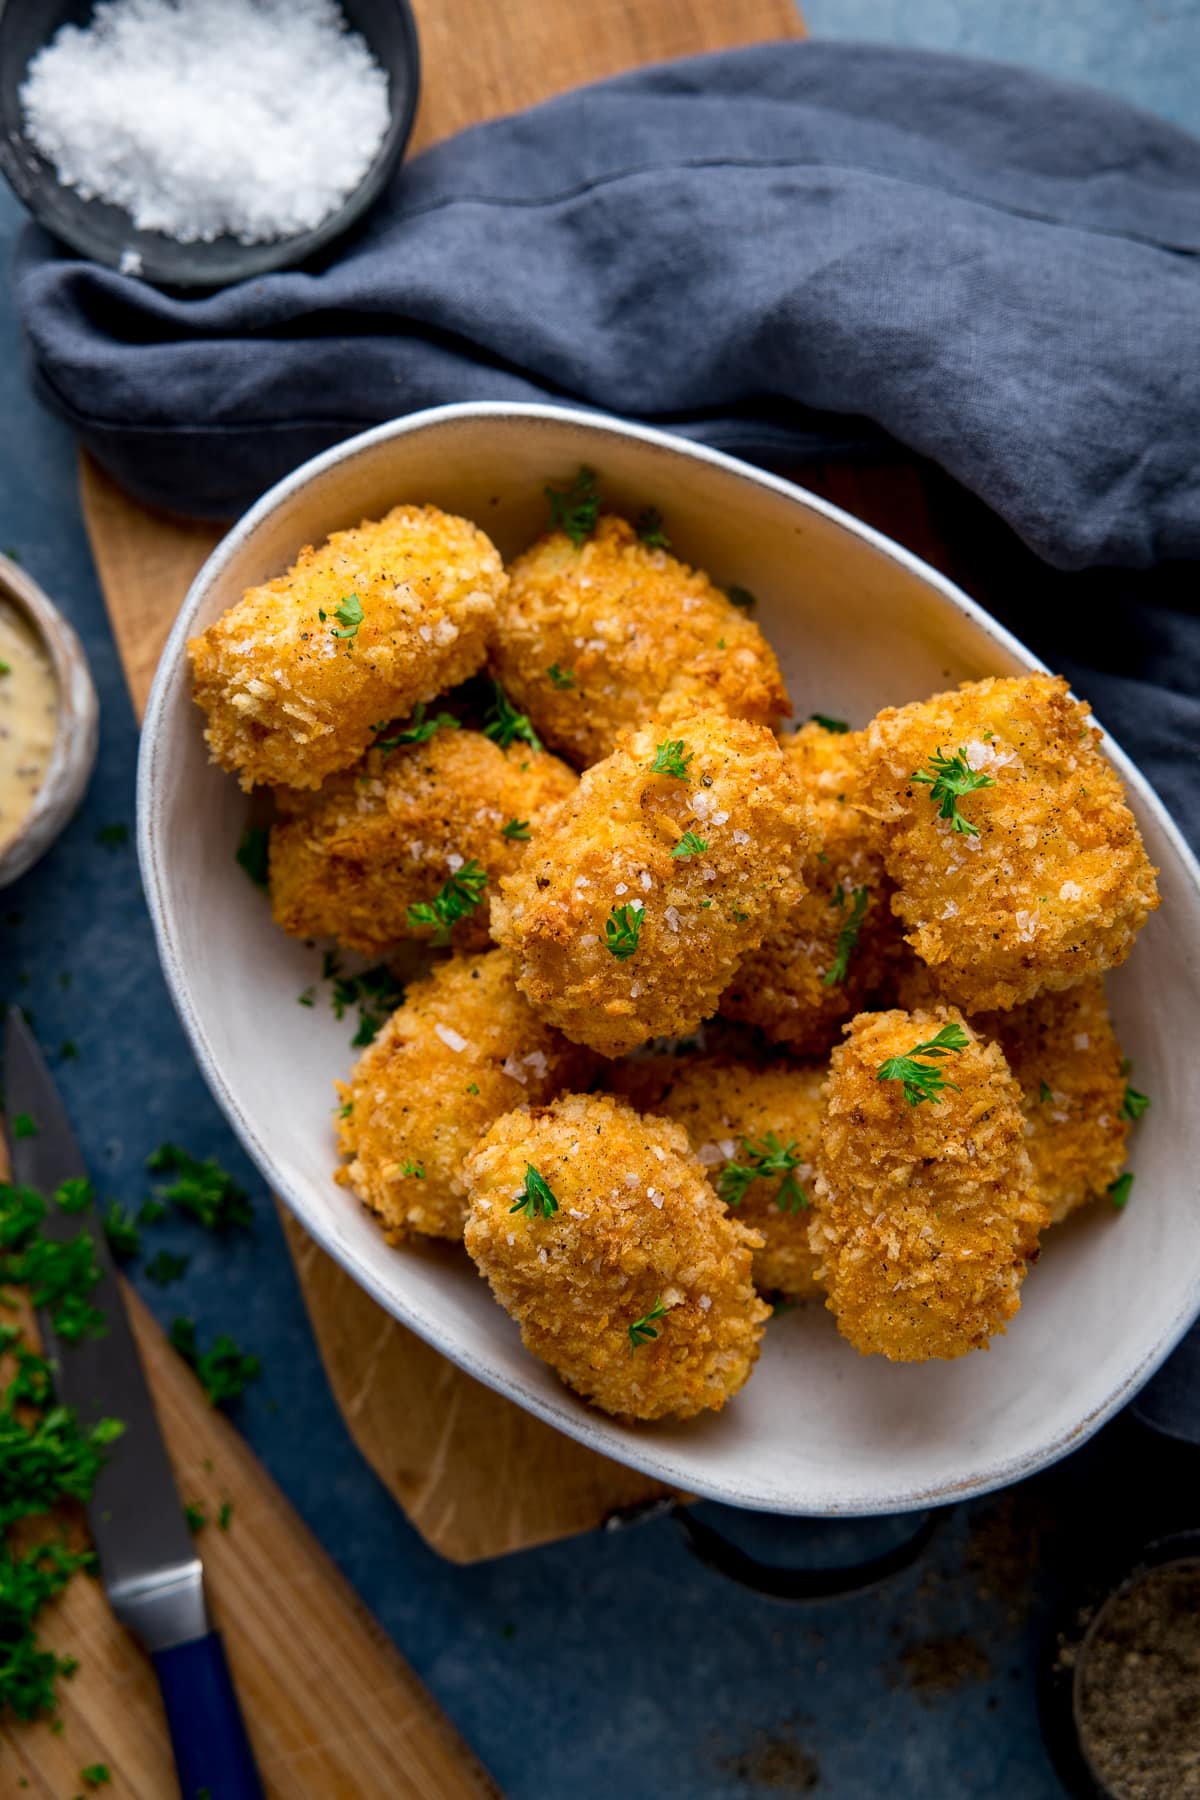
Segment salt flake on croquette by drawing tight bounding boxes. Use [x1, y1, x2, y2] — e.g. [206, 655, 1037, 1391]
[463, 1094, 769, 1421]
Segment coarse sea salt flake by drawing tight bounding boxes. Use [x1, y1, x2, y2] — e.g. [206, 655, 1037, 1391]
[21, 0, 391, 246]
[435, 1023, 469, 1053]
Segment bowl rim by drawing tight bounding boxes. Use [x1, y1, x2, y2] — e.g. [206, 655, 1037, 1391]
[0, 0, 422, 289]
[137, 401, 1200, 1514]
[0, 550, 98, 887]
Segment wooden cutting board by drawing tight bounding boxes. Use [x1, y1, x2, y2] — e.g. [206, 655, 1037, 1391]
[78, 0, 823, 1568]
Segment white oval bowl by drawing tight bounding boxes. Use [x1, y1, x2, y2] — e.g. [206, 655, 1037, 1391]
[138, 403, 1200, 1516]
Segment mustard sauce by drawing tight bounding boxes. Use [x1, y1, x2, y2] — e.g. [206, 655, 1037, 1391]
[0, 599, 58, 851]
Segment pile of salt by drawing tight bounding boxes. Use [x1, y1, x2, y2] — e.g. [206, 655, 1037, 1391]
[20, 0, 391, 247]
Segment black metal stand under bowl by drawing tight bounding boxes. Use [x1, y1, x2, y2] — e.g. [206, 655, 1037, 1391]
[0, 0, 420, 288]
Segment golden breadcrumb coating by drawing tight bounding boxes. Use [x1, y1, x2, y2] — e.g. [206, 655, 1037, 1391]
[976, 979, 1129, 1226]
[462, 1093, 770, 1420]
[334, 948, 594, 1243]
[642, 1058, 825, 1299]
[721, 723, 897, 1053]
[269, 728, 576, 955]
[492, 516, 790, 766]
[862, 675, 1158, 1011]
[189, 504, 505, 790]
[889, 959, 1131, 1227]
[811, 1008, 1046, 1361]
[491, 711, 810, 1056]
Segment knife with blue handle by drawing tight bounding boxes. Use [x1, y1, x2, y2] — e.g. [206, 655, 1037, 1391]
[4, 1008, 264, 1800]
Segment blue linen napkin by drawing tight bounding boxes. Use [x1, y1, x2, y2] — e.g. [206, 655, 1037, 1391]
[10, 40, 1200, 570]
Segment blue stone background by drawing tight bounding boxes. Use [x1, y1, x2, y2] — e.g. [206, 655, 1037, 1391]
[2, 8, 1199, 1796]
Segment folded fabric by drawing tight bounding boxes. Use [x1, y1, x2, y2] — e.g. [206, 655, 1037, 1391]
[12, 40, 1200, 568]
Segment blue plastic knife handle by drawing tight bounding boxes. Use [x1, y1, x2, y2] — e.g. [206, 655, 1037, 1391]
[152, 1631, 265, 1798]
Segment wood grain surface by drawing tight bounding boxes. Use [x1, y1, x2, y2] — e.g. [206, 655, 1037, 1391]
[79, 0, 810, 1568]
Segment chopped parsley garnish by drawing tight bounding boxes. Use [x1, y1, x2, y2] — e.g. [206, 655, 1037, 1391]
[406, 862, 488, 946]
[54, 1177, 93, 1214]
[94, 823, 129, 849]
[545, 466, 601, 546]
[604, 903, 643, 960]
[329, 593, 364, 640]
[912, 746, 995, 837]
[1109, 1172, 1134, 1211]
[1039, 1080, 1054, 1104]
[235, 824, 270, 889]
[102, 1201, 140, 1261]
[144, 1250, 189, 1288]
[876, 1021, 970, 1106]
[823, 886, 869, 988]
[58, 1040, 79, 1062]
[400, 1160, 425, 1179]
[337, 1100, 353, 1120]
[184, 1501, 207, 1535]
[649, 739, 693, 780]
[168, 1317, 261, 1408]
[717, 1135, 808, 1212]
[546, 663, 575, 690]
[146, 1145, 253, 1233]
[810, 713, 850, 733]
[218, 1501, 233, 1532]
[466, 1082, 480, 1096]
[501, 818, 531, 842]
[0, 1541, 96, 1720]
[374, 703, 460, 751]
[81, 1765, 111, 1789]
[671, 831, 708, 859]
[0, 660, 9, 676]
[138, 1197, 168, 1225]
[298, 987, 316, 1008]
[321, 956, 405, 1046]
[1, 1187, 107, 1343]
[725, 585, 757, 612]
[484, 682, 542, 751]
[509, 1165, 558, 1219]
[635, 507, 670, 549]
[628, 1297, 667, 1350]
[1122, 1083, 1150, 1122]
[12, 1114, 37, 1139]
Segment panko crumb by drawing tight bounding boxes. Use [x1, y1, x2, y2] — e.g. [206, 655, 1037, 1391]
[269, 728, 576, 954]
[721, 722, 898, 1053]
[490, 711, 811, 1056]
[335, 948, 595, 1242]
[863, 675, 1159, 1011]
[189, 504, 505, 790]
[463, 1093, 770, 1420]
[811, 1008, 1046, 1361]
[627, 1056, 826, 1300]
[492, 516, 790, 766]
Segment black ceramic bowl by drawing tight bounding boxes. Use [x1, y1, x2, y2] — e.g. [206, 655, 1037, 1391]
[0, 0, 420, 288]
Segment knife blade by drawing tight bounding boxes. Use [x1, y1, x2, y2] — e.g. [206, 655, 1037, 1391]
[4, 1008, 264, 1798]
[4, 1006, 207, 1651]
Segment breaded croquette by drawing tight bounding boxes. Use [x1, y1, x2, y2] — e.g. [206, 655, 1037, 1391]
[462, 1093, 770, 1420]
[863, 675, 1158, 1011]
[491, 711, 810, 1057]
[190, 504, 505, 790]
[721, 722, 897, 1053]
[269, 727, 576, 955]
[811, 1008, 1046, 1361]
[335, 948, 595, 1242]
[889, 959, 1131, 1226]
[642, 1058, 825, 1299]
[492, 516, 790, 766]
[977, 979, 1129, 1226]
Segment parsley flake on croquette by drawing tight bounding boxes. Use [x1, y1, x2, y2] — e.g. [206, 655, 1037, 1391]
[876, 1021, 970, 1107]
[510, 1165, 558, 1218]
[406, 863, 488, 946]
[912, 746, 995, 836]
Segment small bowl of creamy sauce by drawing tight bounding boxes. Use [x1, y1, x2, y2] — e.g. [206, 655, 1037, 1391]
[0, 554, 98, 887]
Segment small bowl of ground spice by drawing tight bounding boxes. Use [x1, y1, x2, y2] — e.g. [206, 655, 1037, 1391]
[0, 0, 420, 289]
[0, 554, 98, 888]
